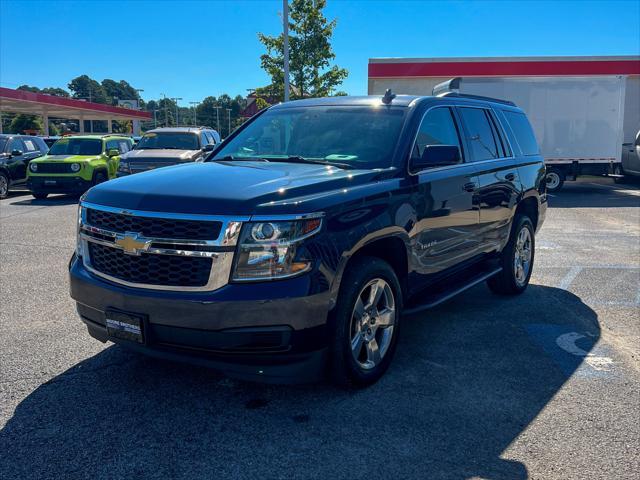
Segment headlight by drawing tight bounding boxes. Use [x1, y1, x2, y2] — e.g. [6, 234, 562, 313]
[232, 216, 323, 281]
[70, 163, 81, 172]
[29, 162, 38, 172]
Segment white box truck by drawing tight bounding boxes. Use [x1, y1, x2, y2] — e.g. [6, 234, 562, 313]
[368, 56, 640, 191]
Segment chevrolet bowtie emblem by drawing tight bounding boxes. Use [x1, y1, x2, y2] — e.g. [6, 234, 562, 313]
[114, 232, 152, 255]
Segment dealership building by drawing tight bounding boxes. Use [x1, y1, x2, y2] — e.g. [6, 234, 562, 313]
[0, 87, 151, 135]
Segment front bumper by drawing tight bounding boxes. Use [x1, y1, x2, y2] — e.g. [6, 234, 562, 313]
[69, 254, 332, 383]
[28, 176, 92, 194]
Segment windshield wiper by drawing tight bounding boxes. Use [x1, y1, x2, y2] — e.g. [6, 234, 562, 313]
[207, 155, 270, 163]
[260, 156, 353, 170]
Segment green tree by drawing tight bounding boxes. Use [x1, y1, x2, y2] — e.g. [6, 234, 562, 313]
[101, 79, 142, 106]
[257, 0, 348, 101]
[68, 75, 108, 103]
[9, 114, 43, 134]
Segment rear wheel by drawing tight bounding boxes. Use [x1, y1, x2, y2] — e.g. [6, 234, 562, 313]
[545, 169, 564, 192]
[329, 256, 402, 388]
[0, 173, 9, 199]
[488, 215, 535, 295]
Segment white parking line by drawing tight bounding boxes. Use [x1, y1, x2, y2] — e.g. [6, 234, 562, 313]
[558, 266, 582, 290]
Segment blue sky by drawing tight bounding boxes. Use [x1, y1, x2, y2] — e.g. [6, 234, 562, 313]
[1, 0, 638, 103]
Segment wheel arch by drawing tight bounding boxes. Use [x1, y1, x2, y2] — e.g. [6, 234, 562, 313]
[331, 228, 411, 301]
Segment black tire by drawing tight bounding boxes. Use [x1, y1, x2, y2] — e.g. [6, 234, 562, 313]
[487, 215, 535, 295]
[329, 256, 403, 388]
[0, 172, 9, 199]
[93, 170, 108, 186]
[32, 192, 48, 200]
[545, 169, 564, 193]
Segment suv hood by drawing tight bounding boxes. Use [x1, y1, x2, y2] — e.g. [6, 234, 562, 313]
[123, 149, 200, 161]
[36, 154, 102, 163]
[84, 161, 382, 215]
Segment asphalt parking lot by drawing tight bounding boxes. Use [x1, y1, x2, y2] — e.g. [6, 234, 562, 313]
[1, 177, 638, 480]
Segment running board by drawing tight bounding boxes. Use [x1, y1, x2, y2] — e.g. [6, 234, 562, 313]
[403, 267, 502, 315]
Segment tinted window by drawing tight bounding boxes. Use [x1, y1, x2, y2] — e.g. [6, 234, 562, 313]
[136, 132, 199, 150]
[49, 138, 103, 156]
[200, 132, 209, 146]
[503, 111, 539, 156]
[0, 138, 7, 152]
[214, 106, 407, 169]
[9, 138, 25, 153]
[205, 131, 216, 144]
[412, 107, 462, 161]
[459, 108, 499, 161]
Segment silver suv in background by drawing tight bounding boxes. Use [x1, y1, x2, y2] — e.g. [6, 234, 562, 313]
[117, 127, 221, 176]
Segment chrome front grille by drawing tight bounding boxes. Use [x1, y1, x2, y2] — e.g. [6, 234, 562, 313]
[79, 202, 249, 291]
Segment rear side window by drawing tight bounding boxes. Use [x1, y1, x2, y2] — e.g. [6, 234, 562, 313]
[412, 107, 463, 161]
[503, 111, 539, 156]
[9, 137, 25, 153]
[459, 108, 499, 161]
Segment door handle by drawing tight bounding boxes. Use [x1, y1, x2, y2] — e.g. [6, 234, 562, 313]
[505, 173, 516, 181]
[463, 182, 477, 192]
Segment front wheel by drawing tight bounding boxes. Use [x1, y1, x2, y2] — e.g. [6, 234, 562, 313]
[329, 256, 402, 388]
[488, 215, 535, 295]
[93, 171, 108, 186]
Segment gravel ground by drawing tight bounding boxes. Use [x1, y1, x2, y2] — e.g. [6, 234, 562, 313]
[1, 177, 638, 480]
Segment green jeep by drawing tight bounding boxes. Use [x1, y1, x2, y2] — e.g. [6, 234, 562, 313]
[27, 134, 133, 199]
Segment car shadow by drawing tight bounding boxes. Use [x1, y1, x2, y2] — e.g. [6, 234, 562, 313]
[549, 178, 640, 208]
[0, 284, 599, 479]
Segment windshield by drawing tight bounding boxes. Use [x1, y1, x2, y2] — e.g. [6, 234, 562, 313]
[136, 132, 199, 150]
[49, 138, 103, 156]
[213, 106, 407, 169]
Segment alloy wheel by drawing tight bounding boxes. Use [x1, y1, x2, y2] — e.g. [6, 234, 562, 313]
[349, 278, 396, 370]
[546, 172, 560, 190]
[514, 227, 532, 286]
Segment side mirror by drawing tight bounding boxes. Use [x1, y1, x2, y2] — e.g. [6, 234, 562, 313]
[203, 143, 215, 152]
[11, 149, 23, 157]
[411, 145, 461, 172]
[107, 148, 120, 157]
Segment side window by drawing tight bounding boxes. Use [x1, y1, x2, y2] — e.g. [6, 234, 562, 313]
[459, 107, 499, 161]
[487, 110, 511, 157]
[200, 132, 210, 147]
[502, 110, 539, 156]
[205, 131, 216, 144]
[9, 138, 25, 153]
[411, 107, 463, 162]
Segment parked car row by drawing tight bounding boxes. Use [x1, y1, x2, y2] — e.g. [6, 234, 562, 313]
[0, 126, 221, 199]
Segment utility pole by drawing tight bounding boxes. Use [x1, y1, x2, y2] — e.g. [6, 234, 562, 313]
[161, 93, 168, 127]
[283, 0, 290, 102]
[214, 106, 221, 133]
[189, 101, 200, 126]
[226, 108, 231, 136]
[171, 97, 183, 126]
[153, 109, 159, 128]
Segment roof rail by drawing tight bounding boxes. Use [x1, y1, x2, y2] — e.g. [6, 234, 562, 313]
[432, 77, 516, 106]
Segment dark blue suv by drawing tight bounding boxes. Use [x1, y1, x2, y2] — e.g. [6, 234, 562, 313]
[70, 89, 546, 387]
